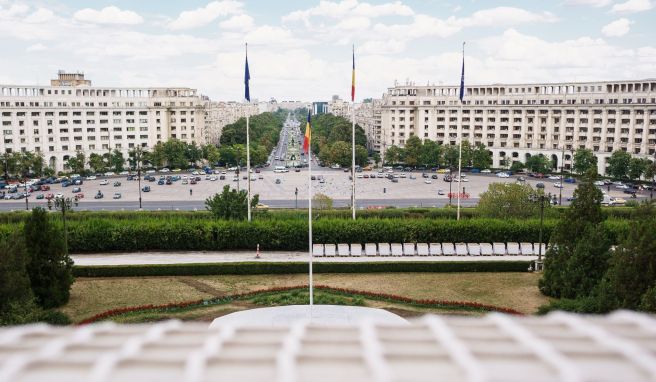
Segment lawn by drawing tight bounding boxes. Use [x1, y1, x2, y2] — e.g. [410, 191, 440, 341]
[61, 273, 550, 323]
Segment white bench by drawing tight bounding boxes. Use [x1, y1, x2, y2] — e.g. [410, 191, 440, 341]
[403, 243, 416, 256]
[534, 243, 547, 256]
[416, 243, 429, 256]
[507, 242, 521, 256]
[378, 243, 391, 256]
[493, 243, 506, 256]
[429, 243, 442, 256]
[350, 243, 363, 256]
[312, 244, 324, 257]
[441, 243, 455, 256]
[455, 243, 468, 256]
[467, 243, 481, 256]
[337, 244, 350, 257]
[391, 243, 403, 256]
[365, 243, 378, 256]
[324, 244, 337, 257]
[480, 243, 493, 256]
[520, 242, 534, 256]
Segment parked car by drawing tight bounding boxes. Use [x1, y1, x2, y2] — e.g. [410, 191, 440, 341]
[35, 194, 45, 200]
[496, 172, 510, 178]
[142, 186, 151, 192]
[45, 193, 54, 200]
[94, 191, 103, 199]
[554, 182, 563, 188]
[40, 185, 50, 191]
[100, 179, 109, 185]
[190, 179, 197, 185]
[104, 171, 115, 176]
[72, 187, 82, 193]
[431, 174, 438, 179]
[437, 189, 445, 195]
[275, 178, 282, 184]
[55, 192, 64, 199]
[160, 168, 170, 173]
[165, 179, 172, 185]
[113, 192, 122, 199]
[113, 181, 121, 187]
[158, 179, 165, 185]
[424, 179, 432, 184]
[564, 177, 577, 184]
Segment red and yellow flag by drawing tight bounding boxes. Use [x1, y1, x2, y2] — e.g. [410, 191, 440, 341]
[303, 110, 311, 154]
[351, 46, 355, 102]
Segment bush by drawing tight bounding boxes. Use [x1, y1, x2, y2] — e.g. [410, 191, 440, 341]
[73, 261, 532, 277]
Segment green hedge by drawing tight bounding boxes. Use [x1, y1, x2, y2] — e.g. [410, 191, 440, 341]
[73, 261, 532, 277]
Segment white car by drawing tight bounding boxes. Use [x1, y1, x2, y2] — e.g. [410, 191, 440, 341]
[424, 179, 432, 184]
[86, 176, 97, 180]
[400, 173, 407, 178]
[357, 174, 363, 178]
[99, 179, 109, 185]
[146, 170, 156, 174]
[55, 193, 63, 199]
[460, 176, 469, 182]
[119, 171, 129, 176]
[480, 169, 492, 173]
[160, 168, 170, 173]
[250, 175, 257, 181]
[594, 180, 605, 186]
[104, 171, 115, 176]
[210, 176, 217, 181]
[554, 182, 563, 188]
[548, 175, 560, 180]
[496, 172, 510, 178]
[205, 175, 211, 180]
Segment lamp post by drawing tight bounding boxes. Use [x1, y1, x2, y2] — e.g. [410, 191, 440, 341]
[295, 187, 298, 209]
[135, 147, 143, 210]
[536, 182, 545, 271]
[54, 196, 72, 254]
[559, 145, 564, 205]
[24, 177, 28, 211]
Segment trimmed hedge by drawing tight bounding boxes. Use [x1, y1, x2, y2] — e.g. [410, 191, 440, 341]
[73, 261, 533, 277]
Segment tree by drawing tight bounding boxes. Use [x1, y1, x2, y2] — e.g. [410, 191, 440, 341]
[442, 145, 459, 169]
[573, 149, 597, 175]
[88, 153, 106, 173]
[471, 143, 492, 169]
[628, 157, 648, 181]
[328, 141, 352, 167]
[205, 185, 259, 220]
[607, 150, 631, 179]
[540, 169, 608, 299]
[354, 145, 368, 167]
[372, 152, 381, 168]
[0, 232, 32, 314]
[202, 144, 221, 165]
[43, 167, 55, 177]
[163, 139, 188, 169]
[403, 136, 422, 167]
[66, 151, 86, 174]
[478, 183, 544, 218]
[23, 208, 73, 308]
[419, 140, 440, 168]
[109, 149, 125, 173]
[151, 142, 166, 168]
[186, 142, 202, 167]
[128, 147, 148, 171]
[384, 145, 403, 165]
[510, 161, 525, 172]
[525, 154, 552, 174]
[644, 160, 656, 182]
[313, 193, 333, 210]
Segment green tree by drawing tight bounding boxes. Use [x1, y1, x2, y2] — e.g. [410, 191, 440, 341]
[403, 136, 422, 167]
[442, 145, 459, 169]
[186, 142, 202, 167]
[66, 151, 86, 174]
[313, 193, 333, 210]
[109, 149, 125, 173]
[88, 153, 106, 173]
[205, 185, 259, 220]
[540, 169, 608, 299]
[163, 139, 188, 169]
[328, 141, 352, 167]
[202, 144, 221, 165]
[607, 150, 631, 179]
[628, 157, 648, 181]
[478, 183, 543, 218]
[510, 161, 525, 172]
[127, 147, 148, 171]
[573, 148, 597, 175]
[419, 140, 440, 168]
[0, 232, 32, 314]
[525, 154, 552, 174]
[23, 208, 73, 308]
[644, 160, 656, 182]
[384, 145, 403, 165]
[372, 152, 381, 168]
[151, 142, 166, 168]
[471, 143, 492, 169]
[43, 167, 55, 177]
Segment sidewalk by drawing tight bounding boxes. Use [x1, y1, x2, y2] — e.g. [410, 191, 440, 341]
[71, 251, 538, 266]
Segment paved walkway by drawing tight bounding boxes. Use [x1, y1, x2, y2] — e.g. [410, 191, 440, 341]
[71, 251, 538, 266]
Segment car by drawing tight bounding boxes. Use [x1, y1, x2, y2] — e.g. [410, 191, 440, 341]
[205, 175, 211, 180]
[437, 189, 445, 195]
[613, 197, 627, 205]
[119, 171, 129, 176]
[55, 192, 63, 199]
[295, 168, 301, 173]
[232, 176, 239, 182]
[190, 179, 197, 185]
[142, 186, 151, 192]
[431, 174, 438, 179]
[45, 193, 54, 200]
[275, 178, 282, 184]
[422, 173, 429, 178]
[564, 177, 577, 184]
[424, 179, 432, 184]
[616, 184, 630, 189]
[496, 172, 510, 178]
[104, 171, 115, 176]
[158, 179, 165, 185]
[437, 168, 450, 174]
[166, 179, 172, 185]
[444, 175, 452, 182]
[75, 193, 85, 199]
[113, 193, 122, 199]
[255, 169, 261, 173]
[319, 178, 325, 184]
[391, 178, 399, 183]
[594, 180, 605, 186]
[146, 169, 156, 174]
[258, 174, 264, 180]
[113, 181, 121, 187]
[460, 176, 469, 182]
[409, 175, 416, 179]
[61, 181, 71, 187]
[172, 168, 181, 173]
[554, 182, 563, 188]
[207, 176, 216, 181]
[160, 168, 170, 173]
[357, 174, 363, 179]
[219, 175, 226, 180]
[72, 187, 82, 193]
[481, 169, 492, 173]
[35, 194, 44, 200]
[399, 173, 407, 178]
[517, 176, 526, 182]
[250, 175, 257, 181]
[40, 185, 50, 191]
[100, 179, 109, 185]
[127, 175, 135, 181]
[548, 175, 560, 180]
[86, 176, 97, 180]
[182, 179, 188, 185]
[623, 189, 637, 195]
[94, 191, 103, 199]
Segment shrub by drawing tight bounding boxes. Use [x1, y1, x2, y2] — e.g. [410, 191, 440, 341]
[0, 232, 32, 313]
[205, 185, 259, 220]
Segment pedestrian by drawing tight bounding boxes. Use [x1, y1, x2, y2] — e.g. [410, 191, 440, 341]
[190, 188, 193, 196]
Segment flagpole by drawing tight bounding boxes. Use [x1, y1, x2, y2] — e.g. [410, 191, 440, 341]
[307, 123, 314, 311]
[351, 45, 356, 220]
[457, 42, 465, 221]
[246, 114, 251, 222]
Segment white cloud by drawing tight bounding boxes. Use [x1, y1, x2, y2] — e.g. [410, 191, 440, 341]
[26, 43, 47, 52]
[73, 6, 143, 25]
[219, 14, 254, 30]
[24, 8, 54, 23]
[282, 0, 413, 24]
[611, 0, 653, 13]
[602, 18, 633, 36]
[168, 1, 243, 30]
[563, 0, 612, 7]
[453, 7, 558, 27]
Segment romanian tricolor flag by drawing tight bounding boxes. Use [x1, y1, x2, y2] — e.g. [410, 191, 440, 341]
[351, 45, 355, 101]
[303, 110, 311, 154]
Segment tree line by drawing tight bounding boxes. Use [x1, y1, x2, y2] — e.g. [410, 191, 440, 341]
[384, 137, 493, 169]
[310, 114, 369, 167]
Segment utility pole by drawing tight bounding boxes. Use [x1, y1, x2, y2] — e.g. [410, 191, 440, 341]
[54, 197, 72, 254]
[559, 145, 564, 205]
[136, 147, 143, 210]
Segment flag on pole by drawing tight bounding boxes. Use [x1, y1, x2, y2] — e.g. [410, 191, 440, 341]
[303, 110, 311, 154]
[244, 43, 251, 102]
[459, 42, 465, 102]
[351, 46, 355, 102]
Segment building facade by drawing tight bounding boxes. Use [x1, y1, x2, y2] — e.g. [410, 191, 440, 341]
[203, 101, 260, 145]
[0, 72, 206, 171]
[328, 96, 383, 153]
[381, 79, 656, 174]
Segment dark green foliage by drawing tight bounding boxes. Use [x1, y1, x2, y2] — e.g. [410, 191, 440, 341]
[572, 148, 598, 175]
[607, 150, 632, 179]
[309, 114, 367, 157]
[205, 185, 260, 220]
[23, 208, 74, 308]
[559, 225, 611, 298]
[73, 261, 532, 277]
[0, 232, 32, 312]
[478, 183, 546, 219]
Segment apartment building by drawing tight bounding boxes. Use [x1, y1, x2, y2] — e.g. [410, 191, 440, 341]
[381, 79, 656, 174]
[328, 96, 383, 152]
[0, 72, 206, 171]
[203, 101, 260, 144]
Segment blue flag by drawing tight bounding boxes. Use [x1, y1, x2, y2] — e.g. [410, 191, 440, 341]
[244, 45, 250, 102]
[459, 45, 465, 102]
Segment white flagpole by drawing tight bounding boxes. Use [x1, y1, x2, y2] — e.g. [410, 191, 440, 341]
[457, 106, 462, 221]
[307, 128, 314, 310]
[351, 102, 356, 220]
[246, 115, 251, 222]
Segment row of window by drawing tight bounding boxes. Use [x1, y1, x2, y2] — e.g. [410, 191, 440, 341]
[1, 110, 195, 117]
[2, 133, 196, 153]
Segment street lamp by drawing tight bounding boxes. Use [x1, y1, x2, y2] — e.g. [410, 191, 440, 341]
[24, 177, 29, 211]
[295, 187, 298, 209]
[535, 182, 546, 272]
[134, 147, 144, 210]
[54, 196, 72, 254]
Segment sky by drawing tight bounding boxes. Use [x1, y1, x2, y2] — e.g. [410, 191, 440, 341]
[0, 0, 655, 102]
